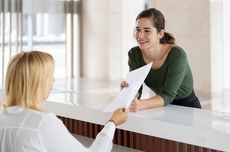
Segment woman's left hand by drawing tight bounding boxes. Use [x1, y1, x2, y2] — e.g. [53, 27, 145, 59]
[129, 97, 141, 112]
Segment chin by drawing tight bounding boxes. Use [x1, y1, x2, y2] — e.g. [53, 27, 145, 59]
[138, 43, 149, 49]
[138, 45, 147, 50]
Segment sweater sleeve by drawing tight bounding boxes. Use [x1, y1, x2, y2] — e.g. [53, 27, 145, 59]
[159, 48, 189, 105]
[39, 113, 116, 152]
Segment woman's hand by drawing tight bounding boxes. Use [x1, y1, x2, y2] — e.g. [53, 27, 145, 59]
[120, 81, 128, 90]
[109, 108, 128, 126]
[129, 97, 141, 112]
[120, 81, 141, 112]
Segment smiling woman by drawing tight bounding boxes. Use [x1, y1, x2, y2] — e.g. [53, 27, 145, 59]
[120, 8, 202, 112]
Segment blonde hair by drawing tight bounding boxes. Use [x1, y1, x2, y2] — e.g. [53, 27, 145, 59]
[4, 51, 54, 111]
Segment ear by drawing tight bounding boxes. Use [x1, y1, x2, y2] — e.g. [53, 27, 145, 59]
[158, 29, 165, 39]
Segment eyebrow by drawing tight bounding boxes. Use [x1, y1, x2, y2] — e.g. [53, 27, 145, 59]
[135, 27, 152, 30]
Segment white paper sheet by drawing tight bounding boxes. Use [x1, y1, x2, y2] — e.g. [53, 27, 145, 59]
[103, 62, 152, 112]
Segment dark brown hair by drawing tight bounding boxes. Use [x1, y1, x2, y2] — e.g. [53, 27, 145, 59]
[136, 8, 175, 44]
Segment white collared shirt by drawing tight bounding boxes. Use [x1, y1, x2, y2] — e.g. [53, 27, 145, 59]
[0, 106, 115, 152]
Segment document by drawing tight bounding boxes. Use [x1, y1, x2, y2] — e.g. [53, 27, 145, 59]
[103, 62, 152, 112]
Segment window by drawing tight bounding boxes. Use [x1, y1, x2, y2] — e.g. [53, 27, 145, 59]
[0, 0, 80, 88]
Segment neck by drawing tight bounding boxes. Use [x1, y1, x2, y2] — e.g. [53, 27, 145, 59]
[143, 44, 170, 61]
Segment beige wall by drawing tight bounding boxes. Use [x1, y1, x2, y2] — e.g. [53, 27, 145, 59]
[81, 0, 145, 81]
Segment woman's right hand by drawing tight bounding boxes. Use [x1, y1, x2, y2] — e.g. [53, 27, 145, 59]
[109, 108, 128, 126]
[120, 81, 129, 90]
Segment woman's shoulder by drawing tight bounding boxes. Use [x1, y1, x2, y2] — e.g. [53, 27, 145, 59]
[128, 46, 142, 61]
[169, 46, 187, 58]
[166, 46, 188, 66]
[128, 46, 140, 54]
[27, 109, 56, 123]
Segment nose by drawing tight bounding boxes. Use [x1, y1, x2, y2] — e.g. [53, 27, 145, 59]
[138, 30, 145, 38]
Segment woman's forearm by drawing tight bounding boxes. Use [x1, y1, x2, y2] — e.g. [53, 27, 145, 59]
[140, 95, 164, 109]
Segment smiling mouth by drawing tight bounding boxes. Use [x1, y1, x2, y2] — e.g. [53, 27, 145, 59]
[138, 40, 148, 45]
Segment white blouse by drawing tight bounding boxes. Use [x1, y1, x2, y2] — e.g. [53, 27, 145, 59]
[0, 106, 116, 152]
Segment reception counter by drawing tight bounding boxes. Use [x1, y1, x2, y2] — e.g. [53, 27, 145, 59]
[1, 79, 230, 152]
[44, 88, 230, 152]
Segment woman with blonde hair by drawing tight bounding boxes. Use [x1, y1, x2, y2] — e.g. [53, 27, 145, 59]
[0, 51, 128, 152]
[4, 51, 54, 110]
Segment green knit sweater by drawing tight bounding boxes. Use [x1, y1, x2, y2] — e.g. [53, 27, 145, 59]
[128, 46, 194, 106]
